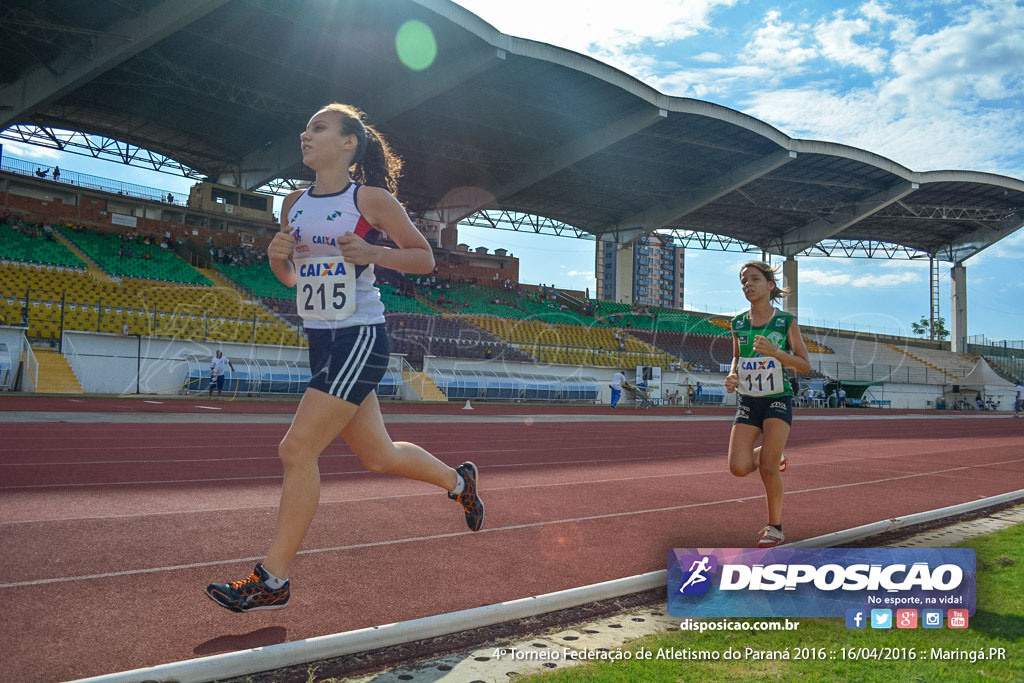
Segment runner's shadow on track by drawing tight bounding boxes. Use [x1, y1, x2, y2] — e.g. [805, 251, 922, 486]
[193, 626, 287, 656]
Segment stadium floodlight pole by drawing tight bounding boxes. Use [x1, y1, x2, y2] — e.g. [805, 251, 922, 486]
[136, 333, 141, 395]
[59, 291, 66, 353]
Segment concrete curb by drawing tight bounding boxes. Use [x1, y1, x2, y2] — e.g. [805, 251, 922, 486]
[786, 488, 1024, 548]
[71, 488, 1024, 683]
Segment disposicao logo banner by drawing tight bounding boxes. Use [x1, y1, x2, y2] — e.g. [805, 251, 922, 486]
[667, 548, 975, 618]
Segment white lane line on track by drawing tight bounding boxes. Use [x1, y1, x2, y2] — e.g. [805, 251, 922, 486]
[0, 437, 702, 464]
[6, 454, 1021, 525]
[0, 436, 684, 457]
[0, 452, 711, 489]
[3, 459, 1023, 589]
[3, 438, 1020, 489]
[1, 424, 1014, 464]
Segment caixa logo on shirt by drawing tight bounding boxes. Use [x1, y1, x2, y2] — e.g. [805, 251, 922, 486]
[667, 548, 975, 618]
[298, 262, 348, 277]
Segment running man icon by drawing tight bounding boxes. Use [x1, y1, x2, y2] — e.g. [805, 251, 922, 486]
[678, 556, 713, 594]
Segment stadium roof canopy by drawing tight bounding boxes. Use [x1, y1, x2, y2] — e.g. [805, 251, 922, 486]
[2, 0, 1022, 262]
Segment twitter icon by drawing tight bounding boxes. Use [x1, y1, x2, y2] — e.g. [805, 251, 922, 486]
[871, 609, 893, 629]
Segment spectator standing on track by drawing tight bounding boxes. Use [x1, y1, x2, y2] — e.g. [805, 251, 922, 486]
[205, 103, 484, 613]
[724, 261, 810, 548]
[1015, 383, 1023, 417]
[610, 369, 626, 409]
[208, 350, 235, 399]
[838, 387, 847, 408]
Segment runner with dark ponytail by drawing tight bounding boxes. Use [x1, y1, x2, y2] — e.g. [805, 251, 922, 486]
[322, 102, 402, 195]
[204, 102, 484, 614]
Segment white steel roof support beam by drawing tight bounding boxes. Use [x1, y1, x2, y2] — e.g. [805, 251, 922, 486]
[938, 212, 1024, 263]
[0, 0, 232, 130]
[441, 106, 668, 225]
[232, 48, 508, 191]
[767, 180, 918, 256]
[613, 148, 797, 243]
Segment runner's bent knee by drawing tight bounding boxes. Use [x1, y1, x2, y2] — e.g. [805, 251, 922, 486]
[278, 433, 321, 469]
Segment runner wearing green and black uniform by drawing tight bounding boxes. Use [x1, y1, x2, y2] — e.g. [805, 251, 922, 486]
[724, 261, 811, 548]
[731, 309, 795, 421]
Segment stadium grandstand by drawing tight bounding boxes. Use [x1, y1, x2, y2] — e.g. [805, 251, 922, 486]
[0, 0, 1021, 409]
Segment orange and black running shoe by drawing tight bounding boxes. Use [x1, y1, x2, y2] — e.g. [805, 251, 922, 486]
[448, 461, 485, 532]
[205, 563, 290, 613]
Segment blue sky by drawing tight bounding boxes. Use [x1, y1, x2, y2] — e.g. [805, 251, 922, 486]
[4, 0, 1022, 340]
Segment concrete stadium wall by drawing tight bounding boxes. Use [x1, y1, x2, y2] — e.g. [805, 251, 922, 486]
[863, 383, 942, 410]
[0, 325, 34, 391]
[861, 382, 1015, 410]
[422, 355, 731, 405]
[55, 332, 1006, 408]
[61, 330, 307, 395]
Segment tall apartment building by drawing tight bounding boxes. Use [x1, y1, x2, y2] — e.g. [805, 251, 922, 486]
[595, 233, 685, 307]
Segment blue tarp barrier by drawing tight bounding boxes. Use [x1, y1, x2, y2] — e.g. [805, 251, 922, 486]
[184, 358, 400, 396]
[431, 371, 599, 402]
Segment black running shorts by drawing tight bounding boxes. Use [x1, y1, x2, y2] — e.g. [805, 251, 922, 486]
[307, 324, 390, 405]
[733, 394, 793, 429]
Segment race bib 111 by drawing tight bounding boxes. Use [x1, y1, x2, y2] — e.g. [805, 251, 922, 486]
[737, 356, 783, 396]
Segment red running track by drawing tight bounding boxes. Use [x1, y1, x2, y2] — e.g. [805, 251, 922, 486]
[1, 406, 1022, 682]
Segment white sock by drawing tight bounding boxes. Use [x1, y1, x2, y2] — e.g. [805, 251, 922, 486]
[262, 567, 287, 589]
[451, 472, 465, 496]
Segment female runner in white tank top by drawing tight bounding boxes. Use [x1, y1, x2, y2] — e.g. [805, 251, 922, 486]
[205, 103, 484, 612]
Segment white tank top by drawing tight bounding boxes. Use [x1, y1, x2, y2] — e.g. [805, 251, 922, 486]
[288, 183, 386, 329]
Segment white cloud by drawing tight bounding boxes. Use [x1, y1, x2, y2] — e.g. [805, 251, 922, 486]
[741, 85, 1024, 177]
[802, 268, 853, 286]
[858, 0, 918, 45]
[979, 227, 1024, 261]
[692, 51, 725, 63]
[648, 64, 774, 98]
[814, 11, 888, 74]
[567, 270, 595, 279]
[451, 0, 740, 80]
[853, 271, 921, 287]
[878, 258, 930, 270]
[881, 2, 1024, 109]
[741, 10, 818, 74]
[2, 140, 62, 161]
[801, 266, 921, 288]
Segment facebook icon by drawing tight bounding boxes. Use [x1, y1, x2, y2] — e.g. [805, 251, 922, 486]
[846, 609, 867, 629]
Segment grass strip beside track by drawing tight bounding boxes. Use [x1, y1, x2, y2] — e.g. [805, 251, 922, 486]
[518, 523, 1024, 683]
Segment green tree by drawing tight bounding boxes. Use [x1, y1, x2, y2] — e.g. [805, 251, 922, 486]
[911, 315, 950, 339]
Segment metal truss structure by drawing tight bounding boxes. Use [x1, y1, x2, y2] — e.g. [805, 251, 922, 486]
[457, 209, 936, 260]
[0, 125, 1011, 264]
[1, 124, 207, 179]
